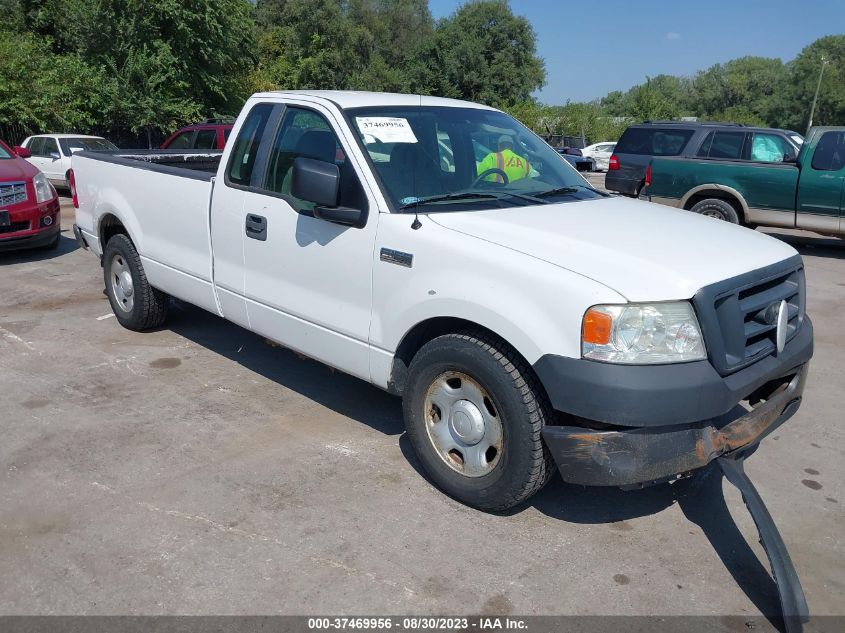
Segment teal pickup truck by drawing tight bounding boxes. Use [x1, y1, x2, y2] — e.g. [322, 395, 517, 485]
[643, 126, 845, 236]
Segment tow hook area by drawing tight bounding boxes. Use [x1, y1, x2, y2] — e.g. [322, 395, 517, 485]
[719, 455, 809, 633]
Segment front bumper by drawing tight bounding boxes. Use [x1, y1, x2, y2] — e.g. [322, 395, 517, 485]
[537, 319, 813, 487]
[0, 220, 60, 252]
[543, 363, 808, 486]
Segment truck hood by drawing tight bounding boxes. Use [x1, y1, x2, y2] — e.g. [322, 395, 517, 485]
[428, 196, 798, 301]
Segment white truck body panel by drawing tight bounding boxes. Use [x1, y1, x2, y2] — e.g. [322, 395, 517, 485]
[72, 90, 800, 391]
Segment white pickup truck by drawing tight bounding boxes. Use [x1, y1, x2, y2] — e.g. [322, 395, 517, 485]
[71, 91, 813, 514]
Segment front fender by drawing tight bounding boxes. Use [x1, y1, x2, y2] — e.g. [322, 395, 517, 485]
[369, 214, 624, 387]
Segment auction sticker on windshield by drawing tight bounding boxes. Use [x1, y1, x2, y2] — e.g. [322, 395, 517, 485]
[356, 117, 418, 144]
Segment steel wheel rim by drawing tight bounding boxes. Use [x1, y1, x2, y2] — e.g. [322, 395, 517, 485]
[423, 371, 503, 478]
[109, 254, 134, 313]
[702, 208, 725, 219]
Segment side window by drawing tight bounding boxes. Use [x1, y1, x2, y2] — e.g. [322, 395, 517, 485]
[650, 131, 692, 156]
[810, 131, 845, 172]
[263, 108, 339, 206]
[261, 106, 367, 214]
[227, 103, 274, 186]
[751, 133, 794, 162]
[43, 137, 59, 157]
[28, 138, 45, 156]
[195, 129, 217, 149]
[167, 131, 194, 149]
[706, 132, 745, 160]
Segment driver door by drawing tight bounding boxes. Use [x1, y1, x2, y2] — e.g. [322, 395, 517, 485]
[240, 102, 380, 382]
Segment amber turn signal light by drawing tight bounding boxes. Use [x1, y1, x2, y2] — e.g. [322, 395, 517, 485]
[583, 308, 612, 345]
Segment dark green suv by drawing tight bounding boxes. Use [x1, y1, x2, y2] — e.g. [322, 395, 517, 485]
[606, 121, 803, 197]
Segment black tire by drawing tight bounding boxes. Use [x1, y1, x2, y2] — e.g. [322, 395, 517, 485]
[403, 331, 555, 512]
[689, 198, 740, 224]
[102, 234, 169, 331]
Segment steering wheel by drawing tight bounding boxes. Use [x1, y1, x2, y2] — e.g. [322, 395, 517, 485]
[472, 168, 509, 188]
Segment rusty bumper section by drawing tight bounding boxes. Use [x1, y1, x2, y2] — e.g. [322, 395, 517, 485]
[542, 363, 809, 487]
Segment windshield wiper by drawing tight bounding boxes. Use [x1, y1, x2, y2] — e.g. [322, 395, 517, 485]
[398, 192, 498, 210]
[533, 184, 610, 198]
[399, 190, 551, 210]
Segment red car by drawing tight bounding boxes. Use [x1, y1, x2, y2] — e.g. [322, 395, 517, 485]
[160, 120, 233, 150]
[0, 140, 61, 252]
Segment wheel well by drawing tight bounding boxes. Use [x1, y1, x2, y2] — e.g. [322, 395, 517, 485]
[684, 190, 744, 219]
[99, 214, 130, 248]
[388, 317, 532, 396]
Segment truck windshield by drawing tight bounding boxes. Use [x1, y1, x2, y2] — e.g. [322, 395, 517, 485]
[346, 106, 603, 211]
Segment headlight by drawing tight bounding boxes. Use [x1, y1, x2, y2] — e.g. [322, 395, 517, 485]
[582, 302, 706, 364]
[33, 172, 56, 203]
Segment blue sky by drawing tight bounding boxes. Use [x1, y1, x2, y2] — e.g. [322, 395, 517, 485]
[428, 0, 845, 104]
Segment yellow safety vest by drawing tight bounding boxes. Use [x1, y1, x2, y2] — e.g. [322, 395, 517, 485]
[477, 149, 531, 183]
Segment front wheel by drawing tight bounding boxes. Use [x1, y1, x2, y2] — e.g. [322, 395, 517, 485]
[103, 234, 169, 331]
[402, 332, 555, 511]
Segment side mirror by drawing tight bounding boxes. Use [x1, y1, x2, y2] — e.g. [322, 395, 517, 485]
[50, 152, 61, 160]
[292, 157, 339, 208]
[291, 157, 365, 227]
[14, 146, 31, 158]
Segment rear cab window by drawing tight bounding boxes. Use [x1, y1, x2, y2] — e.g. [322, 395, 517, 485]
[614, 127, 695, 156]
[810, 131, 845, 172]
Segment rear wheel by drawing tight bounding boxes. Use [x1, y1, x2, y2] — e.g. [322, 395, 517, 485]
[103, 234, 169, 331]
[689, 198, 740, 224]
[402, 331, 555, 511]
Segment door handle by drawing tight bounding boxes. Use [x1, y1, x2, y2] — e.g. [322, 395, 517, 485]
[245, 214, 267, 241]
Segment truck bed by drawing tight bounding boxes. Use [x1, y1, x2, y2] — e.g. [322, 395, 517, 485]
[77, 149, 223, 179]
[72, 149, 223, 316]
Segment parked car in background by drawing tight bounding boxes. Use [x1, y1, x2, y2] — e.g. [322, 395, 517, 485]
[581, 141, 616, 171]
[556, 148, 594, 172]
[643, 126, 845, 236]
[161, 119, 233, 150]
[20, 134, 118, 190]
[0, 140, 60, 251]
[606, 122, 804, 197]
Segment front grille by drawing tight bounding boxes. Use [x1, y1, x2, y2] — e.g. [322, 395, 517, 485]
[0, 221, 31, 234]
[693, 256, 805, 376]
[0, 181, 28, 206]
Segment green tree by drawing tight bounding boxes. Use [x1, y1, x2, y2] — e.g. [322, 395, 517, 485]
[409, 0, 545, 107]
[9, 0, 256, 133]
[783, 35, 845, 131]
[692, 56, 788, 125]
[0, 30, 111, 132]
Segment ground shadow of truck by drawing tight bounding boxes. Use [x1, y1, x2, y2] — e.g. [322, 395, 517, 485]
[166, 299, 794, 633]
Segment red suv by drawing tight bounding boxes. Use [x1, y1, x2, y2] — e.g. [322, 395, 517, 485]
[160, 119, 233, 150]
[0, 140, 61, 252]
